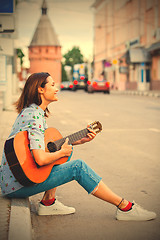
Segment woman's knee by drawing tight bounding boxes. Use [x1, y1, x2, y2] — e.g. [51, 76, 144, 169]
[72, 159, 88, 180]
[73, 159, 84, 166]
[73, 159, 88, 170]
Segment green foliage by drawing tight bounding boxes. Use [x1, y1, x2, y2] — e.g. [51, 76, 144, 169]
[63, 46, 84, 70]
[62, 63, 69, 82]
[84, 64, 88, 77]
[16, 48, 24, 66]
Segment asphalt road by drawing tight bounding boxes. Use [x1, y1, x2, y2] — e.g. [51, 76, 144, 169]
[30, 90, 160, 240]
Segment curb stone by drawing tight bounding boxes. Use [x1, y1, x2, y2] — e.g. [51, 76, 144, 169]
[0, 190, 11, 240]
[8, 198, 32, 240]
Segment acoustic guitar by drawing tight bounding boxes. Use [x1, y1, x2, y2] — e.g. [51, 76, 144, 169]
[4, 121, 102, 186]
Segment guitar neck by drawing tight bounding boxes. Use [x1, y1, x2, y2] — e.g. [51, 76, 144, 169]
[54, 128, 89, 150]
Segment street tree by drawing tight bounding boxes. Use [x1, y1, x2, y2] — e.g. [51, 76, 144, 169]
[16, 48, 24, 66]
[62, 63, 69, 82]
[63, 46, 84, 72]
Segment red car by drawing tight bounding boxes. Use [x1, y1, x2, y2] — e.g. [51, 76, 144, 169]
[87, 79, 110, 94]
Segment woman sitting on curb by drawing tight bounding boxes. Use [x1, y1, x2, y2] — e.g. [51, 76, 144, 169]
[0, 72, 156, 221]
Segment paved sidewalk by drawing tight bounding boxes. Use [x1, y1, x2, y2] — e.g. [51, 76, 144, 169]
[0, 190, 11, 240]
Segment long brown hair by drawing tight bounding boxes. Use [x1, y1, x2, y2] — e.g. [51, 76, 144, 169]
[15, 72, 50, 117]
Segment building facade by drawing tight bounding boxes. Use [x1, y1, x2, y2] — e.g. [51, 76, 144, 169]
[92, 0, 160, 91]
[28, 0, 62, 85]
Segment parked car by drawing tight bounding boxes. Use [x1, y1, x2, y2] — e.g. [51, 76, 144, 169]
[87, 79, 110, 94]
[72, 76, 88, 91]
[60, 81, 73, 91]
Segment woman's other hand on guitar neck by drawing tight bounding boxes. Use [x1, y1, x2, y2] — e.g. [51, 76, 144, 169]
[73, 126, 96, 145]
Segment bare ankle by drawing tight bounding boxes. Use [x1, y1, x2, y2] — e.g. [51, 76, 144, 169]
[120, 200, 129, 209]
[42, 191, 55, 201]
[117, 199, 129, 209]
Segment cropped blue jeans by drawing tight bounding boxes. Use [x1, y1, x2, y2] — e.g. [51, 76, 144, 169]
[7, 159, 102, 198]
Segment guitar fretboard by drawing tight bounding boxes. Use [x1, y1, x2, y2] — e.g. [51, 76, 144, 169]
[48, 128, 89, 152]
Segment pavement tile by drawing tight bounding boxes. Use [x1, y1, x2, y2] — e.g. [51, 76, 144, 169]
[0, 190, 11, 240]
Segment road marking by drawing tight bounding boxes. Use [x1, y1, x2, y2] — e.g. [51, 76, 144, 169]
[103, 129, 147, 132]
[64, 110, 71, 114]
[103, 113, 110, 117]
[84, 119, 93, 124]
[149, 128, 160, 133]
[102, 128, 160, 132]
[60, 120, 67, 125]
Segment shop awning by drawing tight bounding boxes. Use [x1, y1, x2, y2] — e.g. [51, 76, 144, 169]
[147, 42, 160, 52]
[129, 48, 151, 63]
[120, 48, 151, 63]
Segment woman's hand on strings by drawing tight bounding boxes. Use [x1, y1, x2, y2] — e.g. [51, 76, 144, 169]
[80, 125, 96, 144]
[72, 125, 96, 145]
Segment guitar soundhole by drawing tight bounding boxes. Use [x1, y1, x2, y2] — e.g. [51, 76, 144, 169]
[47, 142, 57, 152]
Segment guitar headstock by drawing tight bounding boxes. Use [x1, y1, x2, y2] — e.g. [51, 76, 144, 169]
[89, 121, 102, 134]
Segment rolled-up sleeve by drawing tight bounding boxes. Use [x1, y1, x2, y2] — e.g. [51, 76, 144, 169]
[26, 112, 46, 151]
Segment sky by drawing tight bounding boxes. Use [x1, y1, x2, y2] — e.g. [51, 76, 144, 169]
[15, 0, 95, 67]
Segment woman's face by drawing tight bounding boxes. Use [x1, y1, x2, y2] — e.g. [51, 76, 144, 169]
[40, 76, 59, 104]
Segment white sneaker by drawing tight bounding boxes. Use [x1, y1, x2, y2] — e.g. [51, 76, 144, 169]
[37, 199, 76, 216]
[116, 201, 157, 221]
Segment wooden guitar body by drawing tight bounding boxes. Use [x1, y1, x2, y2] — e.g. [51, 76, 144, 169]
[4, 128, 69, 186]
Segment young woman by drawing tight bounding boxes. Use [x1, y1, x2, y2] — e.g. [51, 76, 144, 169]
[0, 72, 156, 220]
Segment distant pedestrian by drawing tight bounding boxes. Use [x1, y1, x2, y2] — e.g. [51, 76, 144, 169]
[0, 72, 157, 221]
